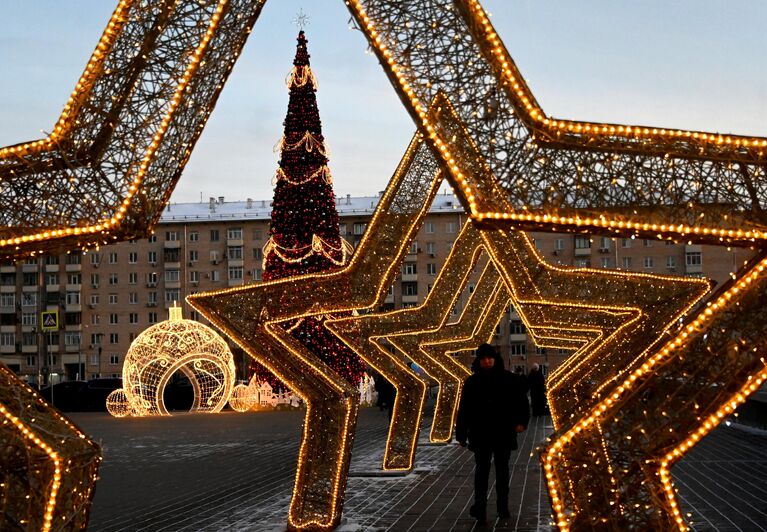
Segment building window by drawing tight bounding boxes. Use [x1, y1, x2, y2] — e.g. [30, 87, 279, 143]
[21, 293, 37, 307]
[90, 314, 100, 325]
[146, 272, 158, 286]
[666, 256, 677, 269]
[622, 257, 632, 269]
[574, 259, 590, 268]
[108, 273, 118, 285]
[555, 239, 564, 251]
[644, 257, 654, 269]
[211, 270, 221, 282]
[90, 294, 99, 306]
[108, 333, 118, 345]
[599, 237, 611, 250]
[65, 254, 81, 265]
[109, 354, 119, 365]
[128, 252, 137, 264]
[129, 313, 139, 324]
[148, 251, 157, 264]
[66, 292, 80, 305]
[65, 332, 81, 346]
[445, 221, 457, 234]
[403, 262, 417, 276]
[90, 273, 99, 287]
[253, 269, 262, 281]
[46, 273, 59, 285]
[109, 313, 118, 325]
[468, 283, 475, 294]
[621, 238, 632, 248]
[402, 282, 418, 296]
[252, 229, 262, 240]
[339, 224, 347, 236]
[227, 228, 243, 240]
[643, 239, 652, 247]
[165, 270, 180, 283]
[600, 257, 610, 268]
[91, 333, 102, 345]
[210, 229, 220, 242]
[228, 266, 244, 280]
[227, 246, 243, 260]
[252, 248, 263, 260]
[165, 289, 180, 304]
[190, 271, 200, 283]
[166, 231, 178, 241]
[189, 231, 199, 242]
[353, 223, 366, 235]
[149, 234, 157, 243]
[22, 312, 36, 326]
[148, 312, 158, 324]
[574, 235, 590, 249]
[67, 273, 81, 285]
[147, 292, 157, 305]
[425, 222, 435, 234]
[23, 272, 36, 286]
[90, 253, 100, 265]
[129, 272, 137, 285]
[510, 321, 525, 335]
[0, 293, 14, 307]
[426, 242, 436, 255]
[109, 294, 118, 304]
[510, 343, 526, 356]
[189, 250, 198, 263]
[0, 332, 16, 347]
[129, 292, 138, 304]
[685, 252, 702, 266]
[427, 263, 437, 275]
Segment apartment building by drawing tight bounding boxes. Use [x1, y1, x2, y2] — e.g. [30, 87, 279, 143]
[0, 192, 749, 385]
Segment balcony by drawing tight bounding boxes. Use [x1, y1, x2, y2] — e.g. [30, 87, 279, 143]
[401, 273, 418, 282]
[574, 247, 591, 256]
[226, 237, 244, 247]
[46, 284, 60, 292]
[227, 278, 244, 287]
[22, 345, 37, 353]
[0, 265, 16, 273]
[0, 285, 15, 294]
[164, 240, 181, 249]
[165, 280, 181, 289]
[510, 333, 527, 342]
[0, 345, 15, 354]
[164, 261, 181, 270]
[65, 263, 82, 272]
[402, 294, 419, 304]
[227, 258, 244, 267]
[22, 263, 39, 273]
[45, 264, 60, 272]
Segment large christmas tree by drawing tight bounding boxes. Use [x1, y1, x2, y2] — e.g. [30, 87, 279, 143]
[256, 31, 365, 388]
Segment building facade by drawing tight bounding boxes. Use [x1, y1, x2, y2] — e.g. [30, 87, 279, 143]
[0, 192, 751, 385]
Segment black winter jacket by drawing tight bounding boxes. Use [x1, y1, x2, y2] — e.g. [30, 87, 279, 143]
[455, 353, 530, 451]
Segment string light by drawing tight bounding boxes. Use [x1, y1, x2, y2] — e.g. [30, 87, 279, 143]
[262, 234, 353, 269]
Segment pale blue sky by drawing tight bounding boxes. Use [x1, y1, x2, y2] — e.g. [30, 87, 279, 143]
[1, 1, 765, 203]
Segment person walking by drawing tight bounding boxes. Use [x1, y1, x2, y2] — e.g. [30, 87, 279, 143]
[456, 343, 530, 523]
[528, 363, 547, 417]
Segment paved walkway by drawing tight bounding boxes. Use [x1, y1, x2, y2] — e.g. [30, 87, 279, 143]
[71, 407, 766, 531]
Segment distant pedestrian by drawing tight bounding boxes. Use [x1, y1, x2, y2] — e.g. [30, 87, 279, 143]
[456, 344, 530, 523]
[374, 373, 396, 420]
[528, 363, 547, 417]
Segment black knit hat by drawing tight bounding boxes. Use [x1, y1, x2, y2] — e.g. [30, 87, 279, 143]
[475, 343, 495, 359]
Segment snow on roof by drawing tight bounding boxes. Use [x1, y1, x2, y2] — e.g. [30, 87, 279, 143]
[159, 190, 465, 224]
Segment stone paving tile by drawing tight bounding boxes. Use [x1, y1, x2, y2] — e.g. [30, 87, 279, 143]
[70, 406, 766, 531]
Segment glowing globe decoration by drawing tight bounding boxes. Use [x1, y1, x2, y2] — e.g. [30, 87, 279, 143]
[105, 389, 132, 417]
[108, 305, 236, 417]
[228, 378, 259, 412]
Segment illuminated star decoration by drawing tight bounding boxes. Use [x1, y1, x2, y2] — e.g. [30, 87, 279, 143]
[292, 8, 311, 30]
[0, 0, 267, 259]
[327, 223, 486, 458]
[189, 133, 444, 529]
[0, 1, 268, 526]
[0, 365, 100, 531]
[346, 0, 767, 528]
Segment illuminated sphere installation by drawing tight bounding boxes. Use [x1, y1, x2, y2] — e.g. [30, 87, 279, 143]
[118, 306, 236, 416]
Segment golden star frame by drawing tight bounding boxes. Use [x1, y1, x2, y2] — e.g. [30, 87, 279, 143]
[344, 1, 767, 528]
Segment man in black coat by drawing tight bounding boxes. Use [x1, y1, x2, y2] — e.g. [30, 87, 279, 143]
[456, 343, 530, 523]
[528, 363, 547, 417]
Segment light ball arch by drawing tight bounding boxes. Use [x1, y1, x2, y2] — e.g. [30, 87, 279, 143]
[120, 307, 236, 416]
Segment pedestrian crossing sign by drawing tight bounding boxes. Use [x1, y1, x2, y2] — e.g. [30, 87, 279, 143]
[41, 310, 59, 331]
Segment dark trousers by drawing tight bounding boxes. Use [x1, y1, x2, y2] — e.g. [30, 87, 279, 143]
[473, 444, 512, 513]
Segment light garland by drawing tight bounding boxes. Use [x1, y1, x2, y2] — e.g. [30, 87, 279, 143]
[229, 378, 259, 412]
[262, 234, 353, 269]
[111, 305, 236, 417]
[273, 130, 330, 157]
[286, 65, 319, 90]
[274, 165, 333, 186]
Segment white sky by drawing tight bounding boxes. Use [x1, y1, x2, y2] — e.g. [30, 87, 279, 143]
[0, 1, 765, 203]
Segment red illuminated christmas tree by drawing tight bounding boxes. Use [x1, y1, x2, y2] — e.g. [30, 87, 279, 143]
[255, 31, 365, 388]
